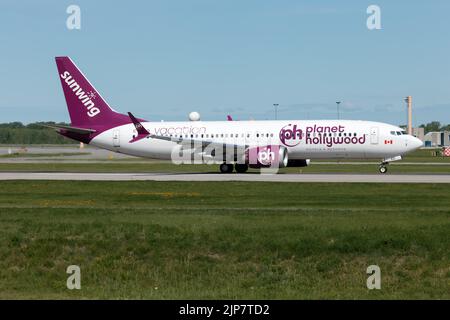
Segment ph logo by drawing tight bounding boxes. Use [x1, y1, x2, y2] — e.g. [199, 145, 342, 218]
[258, 147, 275, 165]
[279, 124, 302, 147]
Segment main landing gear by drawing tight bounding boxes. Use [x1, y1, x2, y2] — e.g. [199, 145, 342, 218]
[219, 163, 234, 173]
[219, 163, 249, 173]
[235, 164, 249, 173]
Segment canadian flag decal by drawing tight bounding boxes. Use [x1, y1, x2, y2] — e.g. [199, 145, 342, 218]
[384, 140, 393, 144]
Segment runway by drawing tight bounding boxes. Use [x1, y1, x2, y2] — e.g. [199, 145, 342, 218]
[1, 172, 450, 183]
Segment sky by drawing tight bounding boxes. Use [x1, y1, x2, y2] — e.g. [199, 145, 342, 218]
[0, 0, 449, 126]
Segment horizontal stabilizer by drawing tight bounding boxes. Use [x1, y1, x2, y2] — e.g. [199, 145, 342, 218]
[43, 124, 96, 134]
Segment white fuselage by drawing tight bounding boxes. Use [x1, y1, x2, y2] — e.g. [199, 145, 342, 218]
[89, 120, 422, 162]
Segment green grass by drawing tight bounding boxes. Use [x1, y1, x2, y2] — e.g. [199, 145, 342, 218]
[0, 181, 448, 299]
[404, 148, 450, 162]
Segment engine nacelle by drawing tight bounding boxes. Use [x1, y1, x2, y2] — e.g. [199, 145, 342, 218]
[287, 159, 310, 167]
[245, 145, 288, 168]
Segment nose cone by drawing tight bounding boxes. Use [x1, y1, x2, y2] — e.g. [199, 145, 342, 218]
[409, 136, 423, 151]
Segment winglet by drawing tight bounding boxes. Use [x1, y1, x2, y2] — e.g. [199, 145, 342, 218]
[128, 112, 150, 143]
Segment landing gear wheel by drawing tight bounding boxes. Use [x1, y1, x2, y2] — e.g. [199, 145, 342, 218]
[235, 164, 249, 173]
[379, 165, 388, 174]
[219, 163, 234, 173]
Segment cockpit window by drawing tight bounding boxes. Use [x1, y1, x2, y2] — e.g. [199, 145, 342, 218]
[392, 130, 407, 135]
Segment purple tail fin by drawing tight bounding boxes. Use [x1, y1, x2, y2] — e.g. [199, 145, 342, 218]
[55, 56, 130, 131]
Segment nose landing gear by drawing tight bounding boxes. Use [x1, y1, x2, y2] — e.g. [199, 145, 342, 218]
[378, 156, 402, 174]
[379, 165, 388, 174]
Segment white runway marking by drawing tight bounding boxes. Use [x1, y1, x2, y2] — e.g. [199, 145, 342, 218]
[0, 172, 450, 183]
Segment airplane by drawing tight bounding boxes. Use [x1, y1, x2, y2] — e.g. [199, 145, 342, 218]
[51, 56, 423, 174]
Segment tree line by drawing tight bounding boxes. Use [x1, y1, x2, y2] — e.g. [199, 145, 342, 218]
[0, 122, 73, 144]
[419, 121, 450, 134]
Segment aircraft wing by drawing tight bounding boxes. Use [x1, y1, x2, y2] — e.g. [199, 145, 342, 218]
[148, 133, 247, 151]
[127, 112, 248, 152]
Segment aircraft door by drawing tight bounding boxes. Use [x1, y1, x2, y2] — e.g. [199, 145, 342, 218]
[370, 127, 379, 145]
[113, 130, 120, 147]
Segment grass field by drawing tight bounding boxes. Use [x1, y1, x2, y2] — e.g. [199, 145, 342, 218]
[0, 181, 448, 299]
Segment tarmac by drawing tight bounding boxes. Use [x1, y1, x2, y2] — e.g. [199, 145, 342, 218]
[0, 172, 449, 183]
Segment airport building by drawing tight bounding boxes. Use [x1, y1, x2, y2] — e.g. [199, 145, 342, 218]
[423, 131, 450, 147]
[412, 127, 425, 141]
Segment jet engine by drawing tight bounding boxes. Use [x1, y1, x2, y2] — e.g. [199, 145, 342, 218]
[287, 159, 310, 167]
[245, 145, 288, 168]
